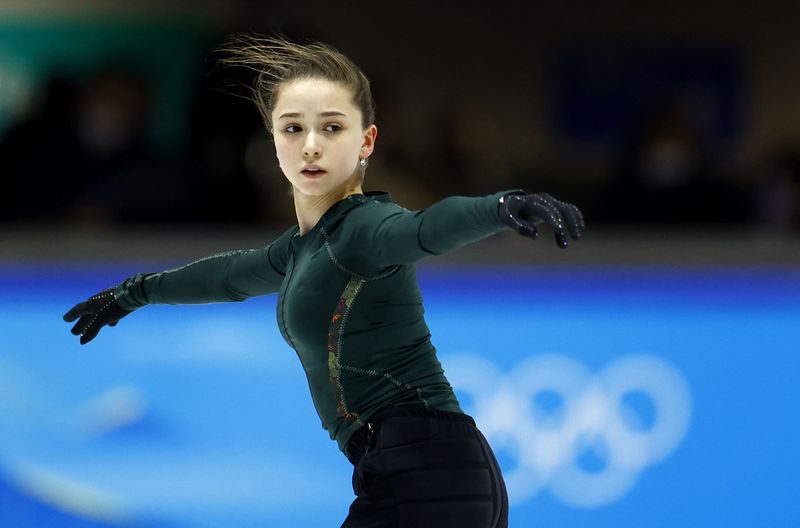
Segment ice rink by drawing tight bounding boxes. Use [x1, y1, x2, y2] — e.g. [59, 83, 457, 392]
[2, 263, 798, 527]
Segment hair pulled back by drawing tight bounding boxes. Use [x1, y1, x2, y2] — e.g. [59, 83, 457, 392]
[217, 33, 376, 133]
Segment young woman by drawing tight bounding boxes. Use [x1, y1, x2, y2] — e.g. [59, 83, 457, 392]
[63, 34, 584, 528]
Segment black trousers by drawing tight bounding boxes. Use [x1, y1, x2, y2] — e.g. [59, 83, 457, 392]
[342, 405, 509, 528]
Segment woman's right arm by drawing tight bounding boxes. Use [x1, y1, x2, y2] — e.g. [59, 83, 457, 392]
[64, 227, 295, 344]
[115, 241, 289, 310]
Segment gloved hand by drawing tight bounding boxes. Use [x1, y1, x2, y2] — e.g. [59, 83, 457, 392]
[63, 288, 132, 345]
[498, 192, 585, 248]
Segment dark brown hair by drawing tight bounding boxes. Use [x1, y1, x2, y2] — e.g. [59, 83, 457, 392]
[216, 33, 376, 133]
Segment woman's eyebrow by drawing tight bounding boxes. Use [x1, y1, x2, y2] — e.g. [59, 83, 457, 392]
[278, 111, 347, 119]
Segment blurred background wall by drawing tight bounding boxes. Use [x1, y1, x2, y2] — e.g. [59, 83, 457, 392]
[0, 0, 798, 239]
[1, 1, 799, 528]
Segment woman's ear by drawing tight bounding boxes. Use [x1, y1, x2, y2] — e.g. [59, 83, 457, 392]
[361, 124, 378, 158]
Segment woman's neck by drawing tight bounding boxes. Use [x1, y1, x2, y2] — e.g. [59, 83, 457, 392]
[293, 184, 364, 235]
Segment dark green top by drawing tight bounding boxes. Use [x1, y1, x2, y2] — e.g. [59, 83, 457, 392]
[115, 190, 514, 454]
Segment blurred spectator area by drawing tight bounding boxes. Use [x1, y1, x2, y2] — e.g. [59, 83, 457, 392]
[1, 0, 799, 234]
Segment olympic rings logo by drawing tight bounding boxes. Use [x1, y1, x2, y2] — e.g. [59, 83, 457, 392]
[443, 354, 692, 507]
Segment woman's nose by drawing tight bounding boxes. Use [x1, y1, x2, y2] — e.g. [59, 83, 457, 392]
[303, 135, 321, 159]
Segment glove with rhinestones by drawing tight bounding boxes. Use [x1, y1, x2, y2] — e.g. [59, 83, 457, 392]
[63, 288, 133, 345]
[498, 192, 585, 248]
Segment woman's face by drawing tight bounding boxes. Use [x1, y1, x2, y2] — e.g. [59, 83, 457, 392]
[272, 78, 376, 197]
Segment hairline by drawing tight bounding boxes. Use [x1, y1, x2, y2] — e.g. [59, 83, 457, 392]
[271, 76, 371, 128]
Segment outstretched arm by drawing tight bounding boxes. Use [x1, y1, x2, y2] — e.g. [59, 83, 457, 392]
[114, 243, 287, 310]
[351, 190, 585, 267]
[63, 227, 294, 344]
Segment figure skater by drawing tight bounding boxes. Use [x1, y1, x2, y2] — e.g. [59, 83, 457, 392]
[63, 34, 584, 528]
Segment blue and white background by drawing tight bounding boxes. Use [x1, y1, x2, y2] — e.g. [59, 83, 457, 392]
[1, 263, 799, 527]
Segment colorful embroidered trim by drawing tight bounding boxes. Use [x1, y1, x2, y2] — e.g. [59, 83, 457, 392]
[328, 277, 364, 422]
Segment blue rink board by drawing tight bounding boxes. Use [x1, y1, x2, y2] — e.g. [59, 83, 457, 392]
[1, 264, 799, 528]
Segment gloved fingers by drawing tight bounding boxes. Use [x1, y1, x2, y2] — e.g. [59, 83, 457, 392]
[571, 200, 586, 232]
[70, 314, 97, 336]
[571, 202, 586, 233]
[557, 201, 584, 240]
[539, 193, 585, 241]
[63, 301, 90, 322]
[79, 319, 104, 345]
[517, 220, 540, 240]
[65, 288, 127, 344]
[504, 197, 540, 240]
[509, 213, 540, 240]
[524, 196, 567, 245]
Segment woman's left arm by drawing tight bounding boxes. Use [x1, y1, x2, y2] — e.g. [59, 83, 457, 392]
[353, 190, 585, 267]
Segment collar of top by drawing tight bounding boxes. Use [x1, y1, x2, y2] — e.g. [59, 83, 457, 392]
[292, 191, 393, 239]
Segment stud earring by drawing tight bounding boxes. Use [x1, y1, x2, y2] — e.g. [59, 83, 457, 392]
[360, 158, 367, 167]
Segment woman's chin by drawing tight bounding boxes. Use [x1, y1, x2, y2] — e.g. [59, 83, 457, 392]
[293, 182, 326, 195]
[291, 179, 352, 199]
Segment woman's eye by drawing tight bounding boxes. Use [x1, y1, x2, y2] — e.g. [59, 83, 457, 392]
[324, 123, 342, 133]
[284, 125, 302, 134]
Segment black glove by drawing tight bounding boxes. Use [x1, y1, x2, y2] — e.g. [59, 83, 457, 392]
[63, 288, 132, 345]
[499, 192, 585, 248]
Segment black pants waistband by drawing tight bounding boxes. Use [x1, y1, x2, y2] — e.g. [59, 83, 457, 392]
[346, 405, 475, 465]
[370, 404, 475, 426]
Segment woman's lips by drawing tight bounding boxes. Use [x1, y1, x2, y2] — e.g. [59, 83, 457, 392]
[301, 169, 326, 178]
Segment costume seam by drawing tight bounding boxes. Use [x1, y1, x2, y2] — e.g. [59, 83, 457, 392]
[340, 364, 431, 408]
[320, 226, 400, 281]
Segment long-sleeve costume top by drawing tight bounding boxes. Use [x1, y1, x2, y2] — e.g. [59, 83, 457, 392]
[114, 190, 514, 455]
